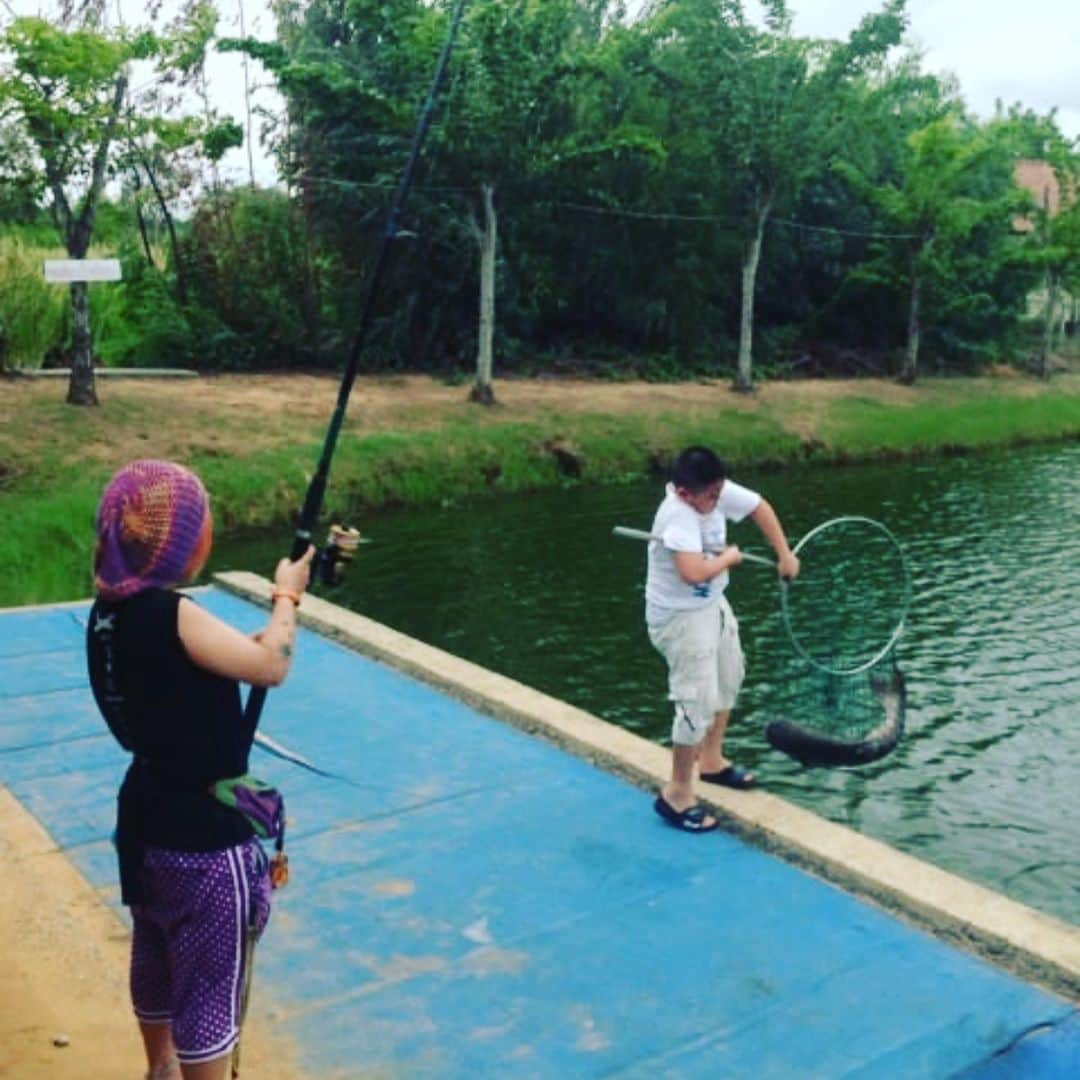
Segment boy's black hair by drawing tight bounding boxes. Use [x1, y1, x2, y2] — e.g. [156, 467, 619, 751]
[671, 446, 727, 491]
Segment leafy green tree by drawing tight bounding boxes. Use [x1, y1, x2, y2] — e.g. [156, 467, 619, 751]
[181, 186, 324, 369]
[651, 0, 905, 390]
[0, 120, 40, 224]
[228, 0, 449, 365]
[117, 112, 242, 306]
[0, 10, 221, 403]
[837, 114, 1023, 382]
[435, 0, 605, 403]
[214, 0, 1051, 383]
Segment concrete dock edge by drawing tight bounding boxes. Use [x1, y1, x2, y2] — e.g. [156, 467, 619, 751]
[216, 570, 1080, 1002]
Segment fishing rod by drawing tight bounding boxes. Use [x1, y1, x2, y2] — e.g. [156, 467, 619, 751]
[245, 0, 469, 727]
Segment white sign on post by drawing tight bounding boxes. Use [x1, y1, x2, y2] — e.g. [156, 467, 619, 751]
[43, 258, 122, 283]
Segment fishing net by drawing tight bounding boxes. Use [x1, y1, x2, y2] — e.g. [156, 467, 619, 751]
[765, 517, 911, 767]
[613, 514, 911, 766]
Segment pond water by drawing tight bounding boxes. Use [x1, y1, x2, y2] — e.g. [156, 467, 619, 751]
[213, 442, 1080, 925]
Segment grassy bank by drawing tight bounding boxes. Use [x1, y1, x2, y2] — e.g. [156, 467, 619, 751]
[2, 372, 1078, 607]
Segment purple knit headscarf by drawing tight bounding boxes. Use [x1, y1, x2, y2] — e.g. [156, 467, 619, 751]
[94, 460, 210, 601]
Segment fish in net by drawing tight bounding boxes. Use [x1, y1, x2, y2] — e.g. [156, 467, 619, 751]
[765, 516, 911, 767]
[612, 515, 911, 768]
[764, 653, 906, 767]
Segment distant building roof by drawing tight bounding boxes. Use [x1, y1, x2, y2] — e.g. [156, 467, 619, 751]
[1014, 159, 1061, 215]
[1012, 159, 1075, 233]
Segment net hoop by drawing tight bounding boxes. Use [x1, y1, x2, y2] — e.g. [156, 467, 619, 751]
[780, 515, 911, 677]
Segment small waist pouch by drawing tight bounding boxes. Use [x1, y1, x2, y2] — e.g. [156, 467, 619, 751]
[209, 774, 290, 889]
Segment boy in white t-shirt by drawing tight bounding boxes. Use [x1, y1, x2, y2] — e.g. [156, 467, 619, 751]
[647, 446, 800, 832]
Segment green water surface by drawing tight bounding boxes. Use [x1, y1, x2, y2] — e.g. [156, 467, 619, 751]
[213, 442, 1080, 925]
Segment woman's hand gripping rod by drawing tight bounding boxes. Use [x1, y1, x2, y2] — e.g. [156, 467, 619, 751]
[612, 525, 775, 568]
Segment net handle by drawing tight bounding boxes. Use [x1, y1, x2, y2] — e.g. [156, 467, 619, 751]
[781, 515, 912, 677]
[611, 526, 776, 567]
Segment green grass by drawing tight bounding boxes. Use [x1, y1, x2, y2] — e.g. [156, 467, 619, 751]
[3, 481, 105, 606]
[3, 376, 1078, 607]
[0, 408, 798, 607]
[822, 391, 1080, 456]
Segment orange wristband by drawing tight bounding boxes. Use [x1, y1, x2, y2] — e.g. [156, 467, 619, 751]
[271, 587, 301, 607]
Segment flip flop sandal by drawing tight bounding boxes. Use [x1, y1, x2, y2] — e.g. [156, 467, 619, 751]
[700, 765, 757, 790]
[653, 794, 719, 833]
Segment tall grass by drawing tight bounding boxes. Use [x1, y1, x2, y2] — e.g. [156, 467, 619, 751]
[1, 480, 104, 607]
[0, 232, 140, 370]
[0, 235, 67, 370]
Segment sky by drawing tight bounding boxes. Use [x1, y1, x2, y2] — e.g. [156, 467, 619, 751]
[747, 0, 1080, 140]
[4, 0, 1079, 187]
[3, 0, 282, 186]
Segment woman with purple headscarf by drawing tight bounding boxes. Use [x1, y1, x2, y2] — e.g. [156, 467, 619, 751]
[86, 460, 314, 1080]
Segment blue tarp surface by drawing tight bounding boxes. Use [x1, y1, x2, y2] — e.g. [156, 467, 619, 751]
[1, 589, 1075, 1078]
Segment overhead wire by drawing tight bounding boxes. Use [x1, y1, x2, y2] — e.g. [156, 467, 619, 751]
[290, 172, 919, 240]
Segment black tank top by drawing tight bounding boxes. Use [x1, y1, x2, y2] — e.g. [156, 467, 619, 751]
[87, 589, 254, 900]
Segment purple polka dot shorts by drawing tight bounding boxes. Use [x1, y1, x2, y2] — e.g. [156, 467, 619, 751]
[129, 839, 271, 1065]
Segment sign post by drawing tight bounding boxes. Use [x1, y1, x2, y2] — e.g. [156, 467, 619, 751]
[42, 258, 123, 404]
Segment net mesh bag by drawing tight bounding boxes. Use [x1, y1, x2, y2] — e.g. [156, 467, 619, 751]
[764, 649, 906, 767]
[758, 516, 910, 767]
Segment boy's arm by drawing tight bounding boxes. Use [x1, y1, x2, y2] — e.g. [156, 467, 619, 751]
[673, 546, 742, 584]
[750, 499, 800, 580]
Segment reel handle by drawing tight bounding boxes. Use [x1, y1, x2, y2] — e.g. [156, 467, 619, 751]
[317, 524, 365, 586]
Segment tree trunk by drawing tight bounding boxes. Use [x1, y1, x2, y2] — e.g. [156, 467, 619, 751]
[66, 281, 98, 406]
[143, 157, 187, 305]
[1040, 266, 1058, 379]
[130, 168, 155, 267]
[237, 0, 257, 187]
[63, 71, 126, 406]
[899, 260, 921, 386]
[470, 182, 497, 406]
[734, 196, 771, 393]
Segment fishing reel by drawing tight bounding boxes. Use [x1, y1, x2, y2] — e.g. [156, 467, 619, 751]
[316, 524, 364, 587]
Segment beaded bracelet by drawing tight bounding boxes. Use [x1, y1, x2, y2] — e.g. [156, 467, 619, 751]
[271, 588, 301, 607]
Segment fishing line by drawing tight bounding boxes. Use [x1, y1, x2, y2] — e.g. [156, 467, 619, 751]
[253, 731, 394, 793]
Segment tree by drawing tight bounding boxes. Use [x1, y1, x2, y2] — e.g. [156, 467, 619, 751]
[0, 120, 40, 224]
[838, 114, 1021, 382]
[118, 111, 242, 306]
[651, 0, 905, 391]
[437, 0, 603, 404]
[231, 0, 448, 365]
[0, 9, 221, 403]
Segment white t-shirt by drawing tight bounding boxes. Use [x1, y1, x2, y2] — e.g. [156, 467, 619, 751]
[644, 480, 761, 626]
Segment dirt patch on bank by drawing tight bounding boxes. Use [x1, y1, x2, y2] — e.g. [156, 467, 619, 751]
[2, 371, 1042, 478]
